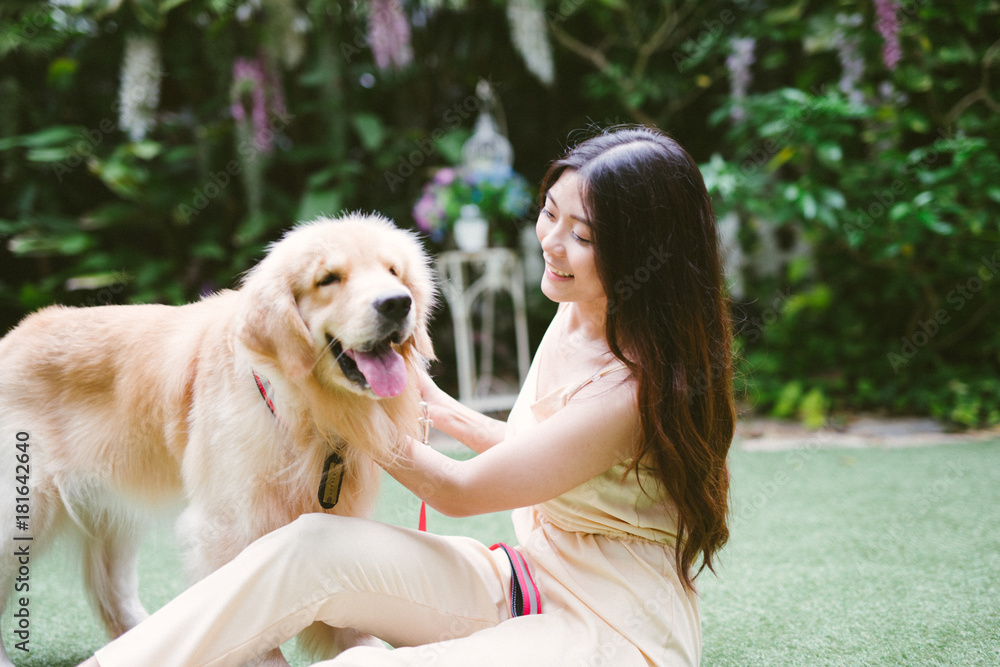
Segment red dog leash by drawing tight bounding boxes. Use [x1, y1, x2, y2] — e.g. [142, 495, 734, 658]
[414, 401, 540, 616]
[418, 401, 431, 532]
[490, 543, 542, 616]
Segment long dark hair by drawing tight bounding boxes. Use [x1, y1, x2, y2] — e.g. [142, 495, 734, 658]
[540, 126, 735, 591]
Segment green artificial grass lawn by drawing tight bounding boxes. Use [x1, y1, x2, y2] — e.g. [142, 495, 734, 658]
[4, 440, 999, 666]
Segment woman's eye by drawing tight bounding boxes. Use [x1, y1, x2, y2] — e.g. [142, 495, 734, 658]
[317, 272, 341, 287]
[573, 233, 592, 245]
[541, 207, 555, 220]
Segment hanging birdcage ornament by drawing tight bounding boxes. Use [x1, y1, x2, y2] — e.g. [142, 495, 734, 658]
[461, 79, 513, 182]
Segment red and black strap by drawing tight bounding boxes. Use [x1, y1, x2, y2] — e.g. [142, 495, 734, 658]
[254, 370, 342, 509]
[490, 543, 542, 617]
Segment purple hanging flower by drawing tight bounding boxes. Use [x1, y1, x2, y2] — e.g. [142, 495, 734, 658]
[230, 58, 259, 121]
[874, 0, 902, 71]
[726, 37, 756, 122]
[833, 14, 865, 104]
[368, 0, 413, 71]
[230, 55, 285, 153]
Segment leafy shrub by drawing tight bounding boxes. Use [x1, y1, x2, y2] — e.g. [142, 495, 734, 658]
[1, 0, 997, 427]
[703, 1, 1000, 428]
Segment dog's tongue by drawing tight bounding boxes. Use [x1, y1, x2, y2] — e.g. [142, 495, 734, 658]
[347, 347, 407, 398]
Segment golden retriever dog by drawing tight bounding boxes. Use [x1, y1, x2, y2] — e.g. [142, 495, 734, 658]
[0, 213, 434, 666]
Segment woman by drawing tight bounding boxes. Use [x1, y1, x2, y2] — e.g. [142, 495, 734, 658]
[80, 126, 735, 666]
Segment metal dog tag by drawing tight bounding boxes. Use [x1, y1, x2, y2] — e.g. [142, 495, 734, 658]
[318, 451, 344, 509]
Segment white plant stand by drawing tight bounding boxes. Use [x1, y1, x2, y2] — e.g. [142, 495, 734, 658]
[436, 248, 531, 412]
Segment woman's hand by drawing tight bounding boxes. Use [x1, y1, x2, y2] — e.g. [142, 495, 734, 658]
[385, 376, 639, 518]
[415, 368, 506, 454]
[417, 368, 450, 427]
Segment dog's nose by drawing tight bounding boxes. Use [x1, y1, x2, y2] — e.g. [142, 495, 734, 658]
[375, 294, 412, 322]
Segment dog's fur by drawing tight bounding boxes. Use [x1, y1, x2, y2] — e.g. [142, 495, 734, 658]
[0, 214, 435, 665]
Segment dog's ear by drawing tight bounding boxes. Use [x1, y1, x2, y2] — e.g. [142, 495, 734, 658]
[237, 267, 316, 380]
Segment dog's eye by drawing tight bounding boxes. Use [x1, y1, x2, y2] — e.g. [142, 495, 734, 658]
[388, 266, 399, 277]
[317, 272, 342, 287]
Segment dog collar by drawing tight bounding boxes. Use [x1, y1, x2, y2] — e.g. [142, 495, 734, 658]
[252, 370, 343, 509]
[253, 370, 279, 419]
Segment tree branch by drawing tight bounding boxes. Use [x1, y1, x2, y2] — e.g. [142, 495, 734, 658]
[944, 39, 1000, 126]
[550, 22, 610, 73]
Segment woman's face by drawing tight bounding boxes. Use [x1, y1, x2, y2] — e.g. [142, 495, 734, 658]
[536, 170, 606, 307]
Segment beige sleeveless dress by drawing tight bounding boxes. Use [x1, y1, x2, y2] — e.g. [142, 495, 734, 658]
[505, 314, 703, 666]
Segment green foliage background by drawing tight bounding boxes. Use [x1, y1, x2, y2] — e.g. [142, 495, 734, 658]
[1, 0, 998, 427]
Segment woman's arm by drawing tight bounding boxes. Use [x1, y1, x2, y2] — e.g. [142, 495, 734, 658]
[386, 378, 639, 517]
[418, 371, 507, 454]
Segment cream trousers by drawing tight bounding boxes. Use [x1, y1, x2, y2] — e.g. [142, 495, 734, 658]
[94, 513, 652, 666]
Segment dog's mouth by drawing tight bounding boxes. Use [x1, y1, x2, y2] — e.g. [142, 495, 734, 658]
[327, 333, 408, 398]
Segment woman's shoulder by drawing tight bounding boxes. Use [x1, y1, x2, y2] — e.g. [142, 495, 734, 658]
[566, 362, 635, 403]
